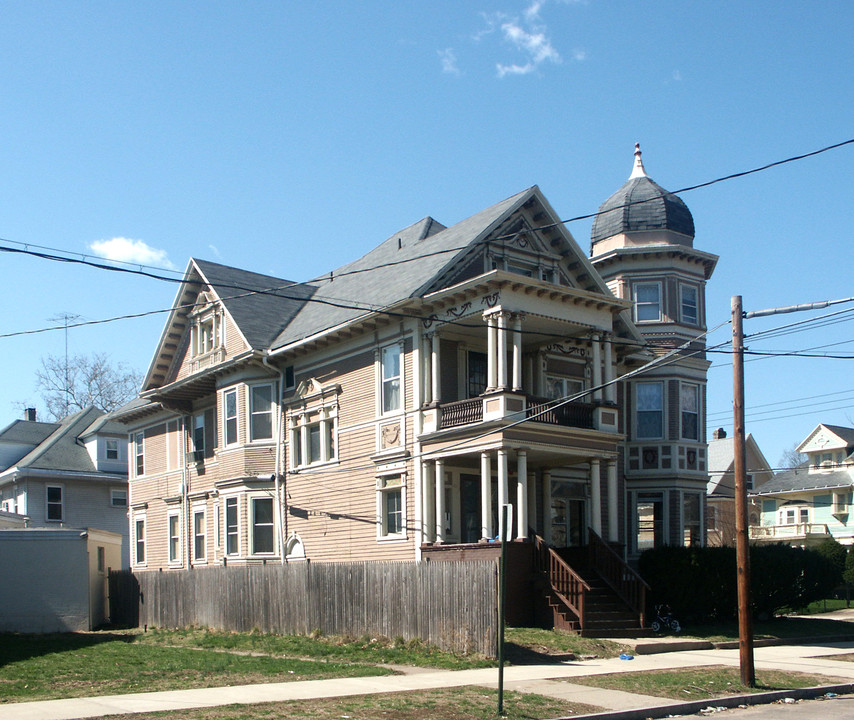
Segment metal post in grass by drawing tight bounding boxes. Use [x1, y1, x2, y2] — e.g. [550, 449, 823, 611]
[498, 503, 511, 716]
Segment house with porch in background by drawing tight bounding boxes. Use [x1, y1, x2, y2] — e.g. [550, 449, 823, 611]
[114, 146, 717, 633]
[751, 424, 854, 547]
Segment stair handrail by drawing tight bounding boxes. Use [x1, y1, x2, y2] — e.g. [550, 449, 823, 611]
[533, 534, 591, 629]
[587, 529, 650, 627]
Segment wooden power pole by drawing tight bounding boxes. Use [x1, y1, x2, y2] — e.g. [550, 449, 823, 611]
[732, 295, 755, 687]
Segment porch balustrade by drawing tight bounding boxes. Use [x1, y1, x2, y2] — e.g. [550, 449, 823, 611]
[436, 394, 595, 431]
[749, 523, 831, 540]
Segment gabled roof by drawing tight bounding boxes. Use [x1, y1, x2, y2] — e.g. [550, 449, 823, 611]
[1, 407, 119, 476]
[798, 424, 854, 454]
[707, 434, 772, 497]
[0, 419, 60, 447]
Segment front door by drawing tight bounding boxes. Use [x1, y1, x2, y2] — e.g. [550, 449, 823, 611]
[460, 474, 481, 543]
[551, 480, 587, 547]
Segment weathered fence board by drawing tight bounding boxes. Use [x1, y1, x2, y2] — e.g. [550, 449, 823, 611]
[110, 559, 498, 657]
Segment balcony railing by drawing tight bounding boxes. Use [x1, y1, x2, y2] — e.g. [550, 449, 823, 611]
[436, 394, 595, 430]
[749, 523, 831, 540]
[438, 397, 483, 429]
[526, 397, 594, 429]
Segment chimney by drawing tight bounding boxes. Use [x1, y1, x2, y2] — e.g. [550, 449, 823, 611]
[712, 427, 727, 440]
[24, 408, 37, 422]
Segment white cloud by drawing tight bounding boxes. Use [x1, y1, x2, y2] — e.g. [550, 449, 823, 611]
[572, 48, 587, 62]
[208, 244, 222, 259]
[89, 237, 176, 270]
[438, 48, 460, 75]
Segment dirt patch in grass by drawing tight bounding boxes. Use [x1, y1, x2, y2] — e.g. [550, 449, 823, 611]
[85, 686, 602, 720]
[567, 666, 847, 700]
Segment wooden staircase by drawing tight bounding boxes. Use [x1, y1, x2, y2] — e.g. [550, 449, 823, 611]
[534, 530, 650, 637]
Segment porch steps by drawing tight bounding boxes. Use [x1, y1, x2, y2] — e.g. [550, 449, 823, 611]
[545, 556, 649, 638]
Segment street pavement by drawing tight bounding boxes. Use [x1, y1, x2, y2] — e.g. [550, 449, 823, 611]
[5, 636, 854, 720]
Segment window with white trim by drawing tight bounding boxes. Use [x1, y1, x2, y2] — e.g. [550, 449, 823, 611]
[189, 292, 222, 358]
[193, 508, 206, 562]
[134, 432, 144, 477]
[545, 376, 585, 401]
[192, 413, 205, 461]
[134, 515, 146, 565]
[223, 388, 238, 445]
[225, 496, 239, 555]
[833, 492, 849, 516]
[780, 506, 809, 525]
[681, 383, 699, 441]
[111, 489, 128, 508]
[635, 382, 664, 439]
[290, 406, 337, 469]
[381, 344, 402, 414]
[168, 511, 181, 564]
[46, 485, 64, 522]
[377, 474, 405, 539]
[105, 438, 119, 460]
[680, 284, 699, 325]
[250, 384, 274, 441]
[251, 497, 275, 554]
[634, 282, 661, 322]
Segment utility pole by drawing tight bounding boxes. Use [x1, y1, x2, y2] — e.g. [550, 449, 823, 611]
[731, 296, 754, 687]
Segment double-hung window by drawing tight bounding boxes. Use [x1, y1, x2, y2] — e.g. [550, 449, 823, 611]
[168, 512, 181, 564]
[111, 489, 128, 508]
[223, 389, 238, 445]
[193, 509, 206, 562]
[378, 474, 405, 539]
[251, 497, 275, 554]
[46, 485, 63, 521]
[105, 438, 119, 460]
[636, 382, 664, 439]
[225, 496, 239, 555]
[681, 284, 699, 325]
[290, 406, 337, 468]
[381, 344, 401, 414]
[134, 516, 146, 565]
[250, 384, 274, 441]
[634, 282, 661, 322]
[134, 432, 144, 476]
[192, 414, 205, 461]
[681, 384, 699, 440]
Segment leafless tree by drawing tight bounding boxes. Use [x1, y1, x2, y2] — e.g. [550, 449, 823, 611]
[35, 352, 142, 420]
[779, 442, 807, 469]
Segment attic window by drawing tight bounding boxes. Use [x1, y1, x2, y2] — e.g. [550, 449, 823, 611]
[189, 293, 223, 359]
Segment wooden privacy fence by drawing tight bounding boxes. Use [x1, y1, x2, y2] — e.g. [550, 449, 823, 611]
[110, 559, 499, 657]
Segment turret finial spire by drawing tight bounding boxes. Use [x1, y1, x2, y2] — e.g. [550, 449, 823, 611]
[629, 142, 647, 179]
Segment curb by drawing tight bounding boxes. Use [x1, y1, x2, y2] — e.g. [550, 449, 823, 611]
[632, 634, 854, 655]
[551, 683, 854, 720]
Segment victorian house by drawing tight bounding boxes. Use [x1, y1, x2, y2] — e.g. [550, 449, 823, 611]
[115, 147, 716, 631]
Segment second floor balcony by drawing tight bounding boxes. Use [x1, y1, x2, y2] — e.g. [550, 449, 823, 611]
[749, 522, 832, 543]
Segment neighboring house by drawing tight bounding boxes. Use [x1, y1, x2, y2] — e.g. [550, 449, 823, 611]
[114, 146, 716, 628]
[0, 407, 130, 565]
[751, 424, 854, 546]
[706, 428, 773, 546]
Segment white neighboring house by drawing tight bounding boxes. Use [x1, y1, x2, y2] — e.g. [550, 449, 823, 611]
[751, 424, 854, 546]
[0, 407, 130, 566]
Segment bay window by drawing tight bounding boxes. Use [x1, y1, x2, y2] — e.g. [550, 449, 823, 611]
[636, 382, 663, 439]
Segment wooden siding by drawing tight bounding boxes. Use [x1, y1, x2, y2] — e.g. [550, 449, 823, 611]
[112, 560, 498, 657]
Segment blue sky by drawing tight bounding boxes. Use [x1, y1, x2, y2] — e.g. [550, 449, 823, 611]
[1, 1, 852, 468]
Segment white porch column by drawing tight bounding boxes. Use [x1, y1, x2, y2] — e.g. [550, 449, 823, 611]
[542, 470, 552, 544]
[590, 459, 602, 536]
[607, 459, 619, 543]
[497, 448, 509, 539]
[434, 458, 445, 543]
[603, 333, 615, 403]
[516, 450, 528, 539]
[512, 313, 523, 391]
[591, 333, 602, 402]
[485, 312, 498, 391]
[496, 311, 508, 389]
[480, 451, 493, 540]
[422, 459, 435, 543]
[430, 332, 441, 405]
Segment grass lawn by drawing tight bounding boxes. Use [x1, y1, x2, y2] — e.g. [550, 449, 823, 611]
[0, 631, 395, 703]
[75, 687, 602, 720]
[569, 666, 847, 700]
[504, 626, 630, 660]
[674, 615, 854, 642]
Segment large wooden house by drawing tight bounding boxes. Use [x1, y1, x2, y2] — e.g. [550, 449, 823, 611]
[115, 146, 717, 632]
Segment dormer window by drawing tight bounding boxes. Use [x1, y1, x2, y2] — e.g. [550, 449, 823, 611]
[189, 292, 223, 359]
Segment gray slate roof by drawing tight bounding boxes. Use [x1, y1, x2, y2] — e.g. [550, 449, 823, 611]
[753, 463, 853, 495]
[591, 175, 694, 245]
[194, 259, 316, 350]
[270, 188, 533, 350]
[8, 407, 109, 474]
[0, 419, 60, 447]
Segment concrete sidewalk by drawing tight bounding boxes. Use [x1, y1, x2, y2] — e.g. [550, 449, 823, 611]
[5, 641, 854, 720]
